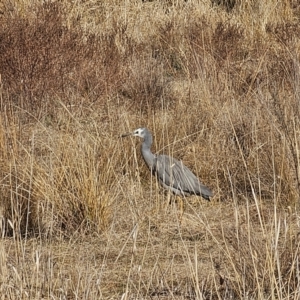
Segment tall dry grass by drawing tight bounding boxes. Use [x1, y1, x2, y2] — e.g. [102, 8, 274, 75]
[0, 0, 299, 298]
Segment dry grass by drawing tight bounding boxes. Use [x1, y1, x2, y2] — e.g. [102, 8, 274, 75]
[0, 0, 300, 298]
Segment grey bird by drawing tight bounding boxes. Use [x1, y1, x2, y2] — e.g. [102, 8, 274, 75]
[121, 127, 212, 200]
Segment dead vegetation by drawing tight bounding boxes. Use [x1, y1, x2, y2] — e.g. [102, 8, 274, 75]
[0, 0, 300, 298]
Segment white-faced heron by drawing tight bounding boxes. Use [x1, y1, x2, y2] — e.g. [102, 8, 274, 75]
[122, 127, 212, 200]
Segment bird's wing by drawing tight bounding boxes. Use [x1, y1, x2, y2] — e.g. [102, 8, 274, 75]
[154, 155, 212, 197]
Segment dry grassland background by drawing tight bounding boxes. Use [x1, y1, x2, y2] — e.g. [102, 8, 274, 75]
[0, 0, 300, 298]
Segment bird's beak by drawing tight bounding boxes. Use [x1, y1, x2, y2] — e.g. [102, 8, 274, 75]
[120, 132, 133, 138]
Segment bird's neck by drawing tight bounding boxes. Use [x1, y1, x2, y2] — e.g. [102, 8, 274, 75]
[143, 132, 153, 147]
[141, 134, 155, 168]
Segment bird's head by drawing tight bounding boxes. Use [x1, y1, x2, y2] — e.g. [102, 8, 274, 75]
[132, 128, 147, 138]
[121, 127, 148, 139]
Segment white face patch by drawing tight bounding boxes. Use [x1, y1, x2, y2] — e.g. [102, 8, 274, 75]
[133, 128, 144, 138]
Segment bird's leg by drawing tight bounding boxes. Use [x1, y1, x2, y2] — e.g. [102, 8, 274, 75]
[166, 191, 172, 205]
[164, 191, 172, 213]
[175, 195, 185, 225]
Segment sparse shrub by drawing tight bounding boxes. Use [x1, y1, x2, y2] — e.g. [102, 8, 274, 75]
[120, 56, 168, 112]
[211, 0, 237, 12]
[212, 22, 244, 64]
[0, 1, 126, 116]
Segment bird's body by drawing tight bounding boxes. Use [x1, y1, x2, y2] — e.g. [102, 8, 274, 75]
[122, 128, 212, 200]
